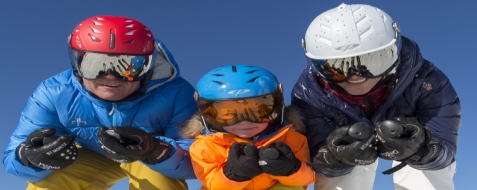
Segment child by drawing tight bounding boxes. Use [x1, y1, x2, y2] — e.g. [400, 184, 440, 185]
[181, 64, 315, 190]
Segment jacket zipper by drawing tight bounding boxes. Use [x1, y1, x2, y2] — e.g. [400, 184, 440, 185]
[109, 103, 117, 126]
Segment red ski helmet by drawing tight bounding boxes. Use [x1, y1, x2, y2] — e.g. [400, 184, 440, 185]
[69, 15, 154, 54]
[68, 16, 156, 81]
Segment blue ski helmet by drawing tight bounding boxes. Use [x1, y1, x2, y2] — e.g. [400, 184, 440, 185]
[196, 64, 280, 100]
[196, 64, 285, 133]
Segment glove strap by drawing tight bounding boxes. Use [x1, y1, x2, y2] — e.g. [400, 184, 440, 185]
[382, 162, 407, 175]
[382, 129, 435, 175]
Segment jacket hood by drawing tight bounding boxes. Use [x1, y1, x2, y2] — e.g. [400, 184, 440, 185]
[180, 106, 306, 139]
[145, 39, 181, 91]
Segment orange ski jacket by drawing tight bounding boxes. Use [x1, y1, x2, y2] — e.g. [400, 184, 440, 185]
[189, 124, 315, 190]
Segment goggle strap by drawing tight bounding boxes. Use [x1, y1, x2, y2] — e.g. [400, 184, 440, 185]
[200, 114, 214, 134]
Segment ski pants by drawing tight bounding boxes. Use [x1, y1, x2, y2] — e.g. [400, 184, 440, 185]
[313, 159, 456, 190]
[26, 148, 187, 190]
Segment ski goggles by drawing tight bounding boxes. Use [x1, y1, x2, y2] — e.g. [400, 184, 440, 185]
[197, 90, 283, 127]
[308, 45, 400, 83]
[69, 48, 157, 81]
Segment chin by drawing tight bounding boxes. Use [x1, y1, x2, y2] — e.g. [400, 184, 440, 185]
[347, 89, 372, 95]
[235, 134, 255, 138]
[97, 95, 124, 101]
[347, 91, 368, 96]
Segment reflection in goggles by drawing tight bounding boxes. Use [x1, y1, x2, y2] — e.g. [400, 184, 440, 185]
[199, 93, 279, 127]
[81, 53, 149, 81]
[118, 56, 145, 81]
[320, 56, 374, 82]
[69, 48, 156, 82]
[310, 45, 399, 83]
[307, 44, 399, 82]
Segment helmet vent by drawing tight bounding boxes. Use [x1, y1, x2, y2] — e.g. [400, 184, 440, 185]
[92, 20, 103, 26]
[125, 29, 136, 35]
[90, 26, 102, 34]
[110, 33, 115, 50]
[88, 34, 101, 42]
[124, 37, 137, 44]
[232, 65, 237, 72]
[247, 76, 261, 83]
[212, 74, 224, 77]
[245, 70, 260, 74]
[213, 81, 226, 86]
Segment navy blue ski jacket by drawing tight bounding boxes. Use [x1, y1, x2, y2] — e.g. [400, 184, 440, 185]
[3, 40, 198, 182]
[291, 36, 461, 177]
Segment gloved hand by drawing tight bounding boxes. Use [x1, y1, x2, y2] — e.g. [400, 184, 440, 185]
[97, 126, 173, 164]
[16, 128, 77, 170]
[325, 123, 378, 166]
[306, 145, 351, 169]
[376, 117, 441, 174]
[258, 141, 301, 176]
[223, 142, 263, 182]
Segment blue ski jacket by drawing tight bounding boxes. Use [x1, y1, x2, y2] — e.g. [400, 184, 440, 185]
[3, 39, 198, 182]
[291, 36, 461, 177]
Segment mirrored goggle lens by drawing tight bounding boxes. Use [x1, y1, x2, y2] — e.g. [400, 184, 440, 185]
[198, 91, 282, 127]
[69, 49, 156, 81]
[309, 45, 399, 82]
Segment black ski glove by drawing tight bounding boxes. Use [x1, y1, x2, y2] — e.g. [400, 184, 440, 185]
[326, 123, 378, 165]
[258, 141, 301, 176]
[98, 126, 173, 164]
[16, 128, 77, 170]
[307, 145, 352, 169]
[376, 117, 441, 174]
[223, 142, 263, 182]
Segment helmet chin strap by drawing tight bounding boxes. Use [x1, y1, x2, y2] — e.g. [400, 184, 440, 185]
[73, 69, 153, 103]
[200, 115, 216, 134]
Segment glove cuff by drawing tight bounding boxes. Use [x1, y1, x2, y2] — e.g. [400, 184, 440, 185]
[16, 143, 34, 167]
[403, 128, 441, 165]
[223, 165, 253, 182]
[275, 157, 301, 176]
[142, 138, 173, 164]
[314, 165, 354, 177]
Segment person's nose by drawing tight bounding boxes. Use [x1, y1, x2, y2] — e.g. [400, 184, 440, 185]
[348, 75, 366, 80]
[101, 73, 120, 79]
[235, 120, 253, 126]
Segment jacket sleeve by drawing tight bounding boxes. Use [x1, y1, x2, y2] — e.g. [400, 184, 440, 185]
[3, 81, 64, 182]
[291, 70, 353, 177]
[291, 97, 353, 177]
[272, 131, 315, 186]
[411, 64, 460, 170]
[189, 139, 250, 190]
[143, 79, 198, 179]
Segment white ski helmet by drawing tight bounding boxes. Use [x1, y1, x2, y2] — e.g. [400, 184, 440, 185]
[303, 3, 402, 82]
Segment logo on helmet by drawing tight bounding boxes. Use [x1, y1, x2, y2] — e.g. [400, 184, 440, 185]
[335, 44, 360, 52]
[227, 89, 251, 96]
[75, 35, 82, 48]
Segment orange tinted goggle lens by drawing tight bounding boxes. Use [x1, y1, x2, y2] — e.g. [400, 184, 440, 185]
[199, 94, 278, 126]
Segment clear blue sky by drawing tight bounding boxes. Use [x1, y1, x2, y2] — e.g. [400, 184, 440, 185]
[1, 0, 475, 189]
